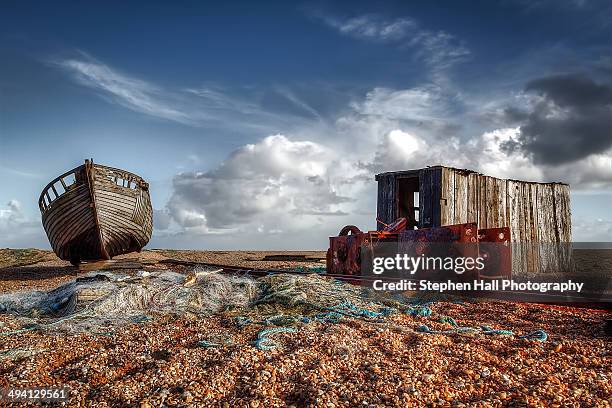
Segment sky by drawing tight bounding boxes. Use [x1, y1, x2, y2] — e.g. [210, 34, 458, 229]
[1, 0, 612, 250]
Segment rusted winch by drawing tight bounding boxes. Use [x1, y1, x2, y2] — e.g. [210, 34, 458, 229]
[326, 218, 511, 279]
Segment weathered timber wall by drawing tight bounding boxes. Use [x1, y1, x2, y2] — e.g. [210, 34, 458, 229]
[438, 168, 571, 238]
[376, 173, 396, 230]
[439, 167, 571, 273]
[376, 166, 572, 273]
[419, 167, 441, 228]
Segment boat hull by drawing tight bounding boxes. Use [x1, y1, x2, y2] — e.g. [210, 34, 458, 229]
[39, 160, 153, 263]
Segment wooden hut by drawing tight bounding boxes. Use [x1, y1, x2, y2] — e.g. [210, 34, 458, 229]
[375, 166, 572, 274]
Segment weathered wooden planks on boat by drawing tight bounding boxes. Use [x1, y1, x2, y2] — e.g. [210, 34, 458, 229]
[39, 159, 153, 265]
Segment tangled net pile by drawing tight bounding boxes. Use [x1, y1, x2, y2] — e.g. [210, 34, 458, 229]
[0, 270, 547, 346]
[254, 273, 399, 314]
[0, 269, 422, 334]
[0, 269, 260, 333]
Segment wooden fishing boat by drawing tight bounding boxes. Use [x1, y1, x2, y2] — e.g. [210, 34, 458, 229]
[39, 159, 153, 265]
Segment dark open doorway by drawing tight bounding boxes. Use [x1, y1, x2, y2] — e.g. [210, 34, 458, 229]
[396, 177, 419, 229]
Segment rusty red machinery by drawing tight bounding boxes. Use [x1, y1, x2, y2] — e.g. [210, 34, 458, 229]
[326, 219, 407, 276]
[326, 218, 511, 279]
[477, 227, 512, 280]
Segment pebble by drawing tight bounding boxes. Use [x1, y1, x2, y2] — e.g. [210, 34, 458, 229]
[0, 256, 609, 407]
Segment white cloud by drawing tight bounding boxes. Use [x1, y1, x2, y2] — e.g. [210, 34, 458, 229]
[274, 86, 323, 120]
[162, 79, 612, 247]
[347, 85, 465, 138]
[572, 218, 612, 241]
[167, 135, 360, 236]
[0, 200, 45, 248]
[353, 86, 448, 122]
[368, 128, 461, 173]
[542, 151, 612, 189]
[50, 53, 612, 248]
[57, 56, 307, 131]
[412, 30, 471, 72]
[505, 0, 592, 11]
[0, 200, 25, 226]
[325, 15, 417, 41]
[319, 14, 470, 75]
[59, 58, 194, 125]
[468, 127, 543, 181]
[184, 87, 262, 115]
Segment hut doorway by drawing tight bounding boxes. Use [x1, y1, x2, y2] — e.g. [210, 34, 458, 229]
[396, 176, 419, 229]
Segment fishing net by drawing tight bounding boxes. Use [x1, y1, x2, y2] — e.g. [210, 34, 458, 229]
[0, 268, 260, 333]
[0, 269, 420, 334]
[253, 273, 404, 315]
[0, 269, 548, 347]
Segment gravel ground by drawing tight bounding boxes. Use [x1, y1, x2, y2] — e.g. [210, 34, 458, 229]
[0, 250, 610, 407]
[0, 300, 610, 407]
[150, 249, 327, 270]
[0, 249, 57, 269]
[0, 250, 325, 293]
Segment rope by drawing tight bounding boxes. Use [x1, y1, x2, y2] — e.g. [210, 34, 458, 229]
[291, 266, 327, 274]
[405, 306, 432, 317]
[0, 326, 37, 337]
[326, 300, 399, 319]
[379, 307, 398, 316]
[235, 316, 253, 327]
[438, 316, 458, 327]
[517, 329, 548, 342]
[417, 324, 450, 335]
[1, 271, 550, 347]
[197, 340, 221, 348]
[314, 311, 344, 323]
[254, 327, 297, 350]
[480, 325, 514, 336]
[417, 324, 478, 335]
[416, 323, 547, 341]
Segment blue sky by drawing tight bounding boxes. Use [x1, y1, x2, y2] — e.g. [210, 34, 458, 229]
[1, 0, 612, 249]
